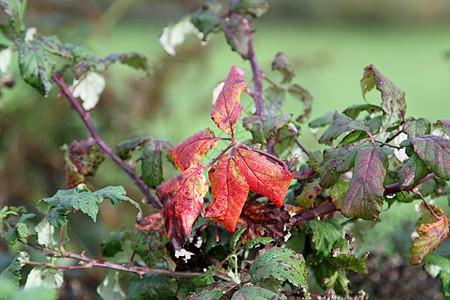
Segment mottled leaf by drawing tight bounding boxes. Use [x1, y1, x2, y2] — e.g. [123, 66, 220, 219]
[306, 219, 343, 257]
[116, 137, 149, 159]
[330, 179, 349, 210]
[204, 154, 249, 233]
[397, 153, 430, 187]
[127, 274, 179, 300]
[234, 147, 294, 207]
[190, 0, 224, 39]
[249, 247, 308, 289]
[132, 230, 168, 267]
[33, 35, 72, 58]
[401, 135, 450, 180]
[135, 211, 164, 236]
[141, 139, 172, 188]
[296, 179, 322, 209]
[223, 14, 250, 59]
[342, 144, 388, 220]
[95, 186, 141, 214]
[0, 0, 27, 34]
[288, 83, 313, 123]
[329, 253, 368, 274]
[61, 139, 106, 188]
[232, 284, 286, 300]
[243, 114, 291, 144]
[435, 119, 450, 136]
[186, 281, 234, 300]
[361, 64, 406, 127]
[272, 52, 295, 84]
[343, 103, 381, 120]
[403, 118, 431, 137]
[156, 164, 208, 250]
[17, 39, 55, 96]
[169, 128, 218, 172]
[318, 112, 369, 145]
[236, 201, 290, 244]
[417, 203, 447, 227]
[230, 0, 269, 18]
[320, 144, 358, 188]
[411, 217, 449, 265]
[211, 66, 247, 135]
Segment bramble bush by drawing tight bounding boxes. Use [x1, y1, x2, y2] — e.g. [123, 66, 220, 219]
[0, 0, 449, 299]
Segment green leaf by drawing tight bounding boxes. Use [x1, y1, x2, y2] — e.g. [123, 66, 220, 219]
[190, 0, 224, 39]
[288, 83, 313, 123]
[232, 284, 286, 300]
[271, 52, 295, 84]
[361, 64, 406, 128]
[0, 0, 27, 34]
[295, 179, 322, 209]
[403, 118, 431, 137]
[424, 253, 450, 277]
[230, 227, 246, 251]
[126, 274, 179, 300]
[320, 144, 358, 188]
[24, 268, 63, 290]
[329, 253, 368, 274]
[249, 247, 308, 289]
[330, 179, 349, 210]
[318, 112, 369, 145]
[337, 130, 368, 147]
[97, 270, 125, 300]
[306, 219, 343, 257]
[401, 135, 450, 180]
[397, 153, 430, 187]
[343, 103, 381, 120]
[434, 119, 450, 136]
[11, 287, 58, 300]
[132, 231, 168, 267]
[342, 144, 388, 220]
[230, 0, 270, 18]
[328, 269, 350, 296]
[140, 139, 172, 189]
[243, 114, 291, 144]
[33, 35, 73, 58]
[186, 281, 234, 300]
[116, 137, 149, 159]
[94, 186, 142, 215]
[244, 237, 274, 251]
[35, 218, 58, 248]
[0, 251, 28, 288]
[223, 13, 250, 59]
[309, 111, 334, 129]
[17, 39, 55, 96]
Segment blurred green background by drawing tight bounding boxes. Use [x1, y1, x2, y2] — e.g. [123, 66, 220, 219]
[0, 0, 449, 298]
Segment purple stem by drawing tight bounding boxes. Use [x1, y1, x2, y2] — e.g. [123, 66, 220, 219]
[244, 19, 263, 117]
[52, 72, 162, 210]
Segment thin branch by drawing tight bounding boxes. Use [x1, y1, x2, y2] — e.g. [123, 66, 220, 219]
[290, 202, 337, 226]
[294, 137, 310, 156]
[412, 189, 442, 220]
[374, 139, 401, 150]
[384, 173, 436, 195]
[244, 19, 263, 117]
[52, 72, 162, 210]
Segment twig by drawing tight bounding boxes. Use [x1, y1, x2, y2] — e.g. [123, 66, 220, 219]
[290, 202, 337, 226]
[51, 72, 162, 210]
[384, 173, 436, 195]
[413, 189, 442, 220]
[294, 137, 310, 156]
[244, 19, 263, 117]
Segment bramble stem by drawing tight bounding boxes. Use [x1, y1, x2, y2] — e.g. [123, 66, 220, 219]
[51, 72, 162, 210]
[290, 202, 337, 225]
[244, 19, 263, 117]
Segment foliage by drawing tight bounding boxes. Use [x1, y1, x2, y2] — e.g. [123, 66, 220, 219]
[0, 0, 449, 299]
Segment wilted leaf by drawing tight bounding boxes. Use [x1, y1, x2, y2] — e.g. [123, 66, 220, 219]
[343, 103, 381, 120]
[72, 72, 106, 110]
[232, 284, 286, 300]
[272, 52, 295, 84]
[0, 251, 28, 288]
[249, 247, 308, 289]
[435, 119, 450, 136]
[159, 16, 201, 56]
[116, 137, 149, 159]
[0, 0, 27, 34]
[296, 179, 322, 209]
[211, 66, 247, 135]
[306, 219, 342, 258]
[62, 139, 106, 188]
[401, 135, 450, 180]
[411, 217, 449, 265]
[244, 237, 274, 251]
[329, 253, 368, 274]
[24, 268, 63, 290]
[234, 148, 294, 207]
[320, 144, 358, 189]
[262, 86, 285, 117]
[230, 0, 270, 18]
[243, 114, 291, 144]
[156, 164, 208, 250]
[397, 153, 430, 187]
[342, 144, 388, 220]
[288, 83, 313, 123]
[169, 128, 218, 172]
[223, 14, 250, 59]
[230, 227, 247, 251]
[204, 154, 249, 233]
[190, 0, 224, 39]
[141, 139, 172, 188]
[235, 201, 290, 244]
[416, 203, 447, 227]
[361, 64, 406, 127]
[403, 118, 431, 137]
[318, 112, 369, 145]
[97, 270, 125, 300]
[135, 211, 164, 236]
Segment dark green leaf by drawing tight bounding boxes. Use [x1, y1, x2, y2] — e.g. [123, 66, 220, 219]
[132, 231, 167, 267]
[329, 253, 368, 274]
[141, 139, 172, 189]
[101, 228, 131, 257]
[0, 251, 28, 288]
[309, 111, 334, 128]
[230, 0, 269, 18]
[343, 103, 381, 120]
[223, 13, 250, 59]
[230, 227, 246, 251]
[318, 112, 369, 145]
[401, 135, 450, 180]
[249, 247, 308, 289]
[244, 237, 274, 250]
[232, 284, 286, 300]
[398, 153, 430, 187]
[403, 117, 431, 137]
[126, 274, 178, 300]
[116, 137, 149, 159]
[306, 219, 343, 257]
[361, 64, 406, 128]
[271, 52, 295, 84]
[0, 0, 27, 34]
[320, 144, 358, 188]
[342, 144, 388, 220]
[94, 186, 141, 214]
[191, 0, 224, 38]
[295, 179, 321, 209]
[288, 84, 313, 123]
[337, 130, 368, 147]
[187, 282, 234, 300]
[17, 39, 55, 96]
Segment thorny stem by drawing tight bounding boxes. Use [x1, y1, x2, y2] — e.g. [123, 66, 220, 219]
[26, 241, 202, 278]
[51, 72, 162, 210]
[290, 202, 337, 226]
[244, 19, 263, 117]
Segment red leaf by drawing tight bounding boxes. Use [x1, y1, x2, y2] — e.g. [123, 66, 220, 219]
[169, 128, 218, 172]
[234, 148, 294, 207]
[204, 154, 249, 233]
[211, 66, 247, 135]
[156, 164, 208, 250]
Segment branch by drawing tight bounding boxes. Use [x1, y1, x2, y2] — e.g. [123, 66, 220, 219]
[290, 202, 337, 226]
[26, 241, 201, 278]
[244, 19, 263, 117]
[51, 72, 162, 210]
[384, 173, 436, 195]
